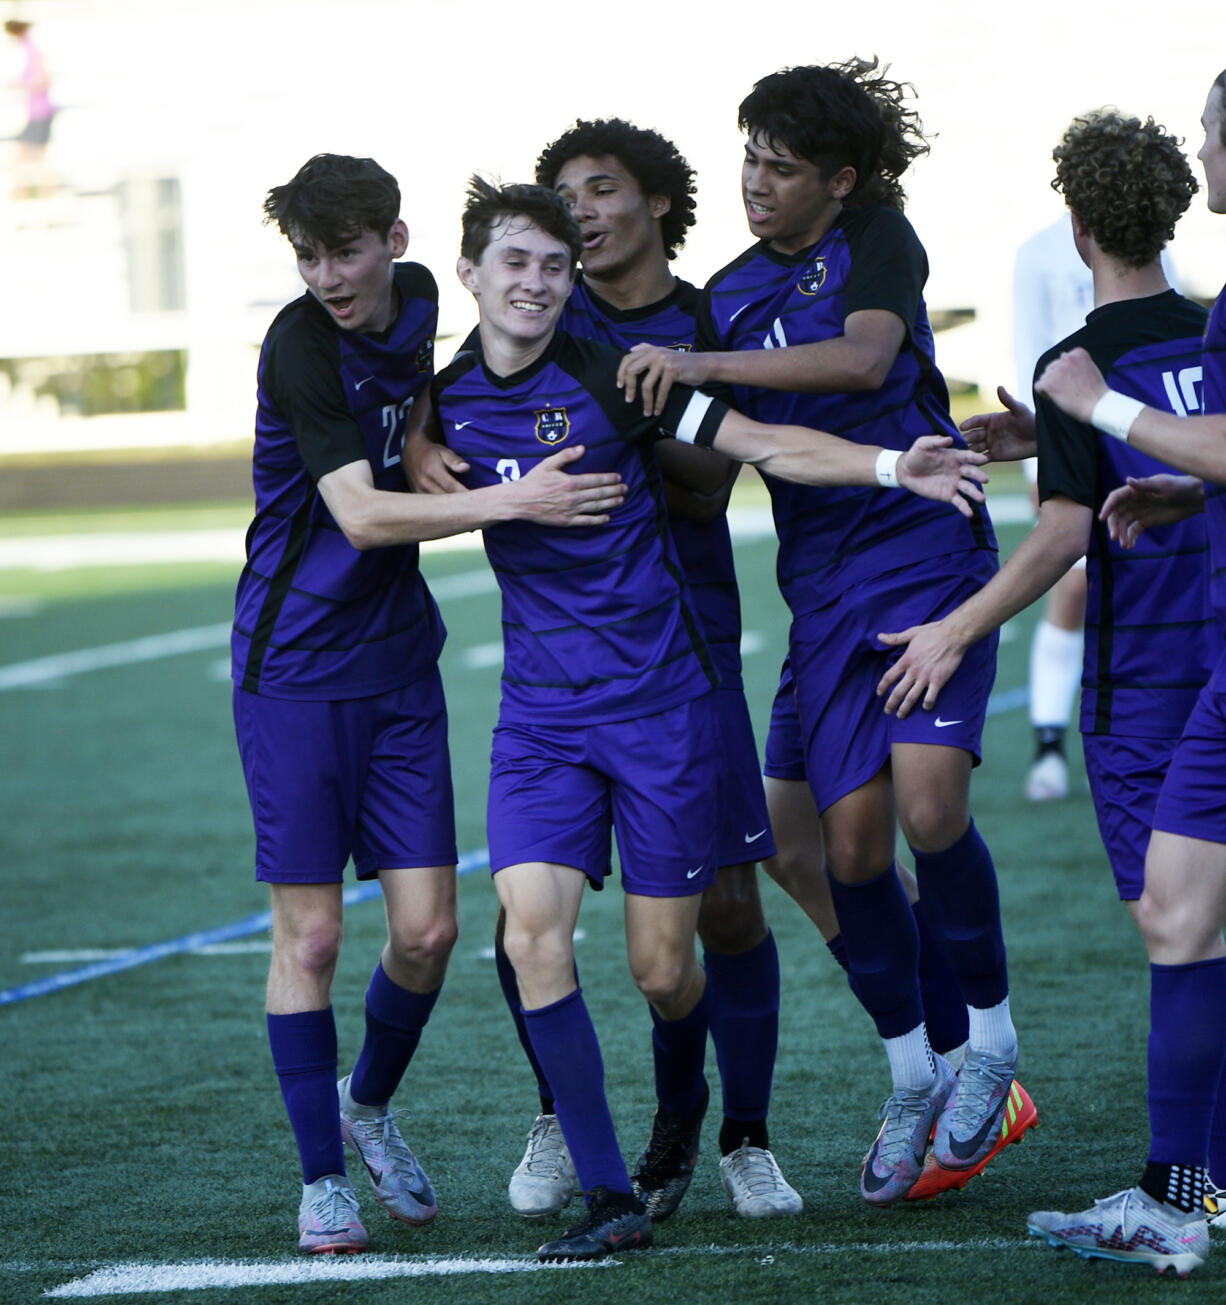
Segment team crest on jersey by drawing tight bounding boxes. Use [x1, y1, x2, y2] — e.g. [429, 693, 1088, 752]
[798, 259, 827, 296]
[535, 407, 571, 445]
[416, 338, 434, 372]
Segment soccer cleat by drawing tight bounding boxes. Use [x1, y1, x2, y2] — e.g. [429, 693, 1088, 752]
[298, 1174, 368, 1254]
[338, 1075, 437, 1226]
[630, 1084, 709, 1220]
[1206, 1183, 1226, 1230]
[508, 1113, 577, 1219]
[932, 1044, 1019, 1171]
[1025, 751, 1068, 802]
[860, 1054, 956, 1207]
[906, 1079, 1037, 1201]
[719, 1142, 804, 1218]
[537, 1186, 653, 1262]
[1028, 1186, 1209, 1276]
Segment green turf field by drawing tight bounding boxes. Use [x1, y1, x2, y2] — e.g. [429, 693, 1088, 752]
[0, 489, 1201, 1303]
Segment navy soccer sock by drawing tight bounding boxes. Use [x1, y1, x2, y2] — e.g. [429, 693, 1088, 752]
[704, 933, 779, 1153]
[1211, 1054, 1226, 1190]
[348, 962, 439, 1108]
[1148, 958, 1226, 1177]
[909, 819, 1009, 1011]
[825, 865, 923, 1039]
[523, 988, 630, 1198]
[649, 986, 710, 1120]
[493, 930, 554, 1114]
[912, 898, 969, 1056]
[267, 1008, 346, 1184]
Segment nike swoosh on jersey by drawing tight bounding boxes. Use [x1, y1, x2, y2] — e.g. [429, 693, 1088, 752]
[744, 829, 768, 844]
[454, 420, 473, 430]
[934, 717, 963, 728]
[729, 303, 752, 323]
[685, 865, 705, 879]
[353, 376, 375, 390]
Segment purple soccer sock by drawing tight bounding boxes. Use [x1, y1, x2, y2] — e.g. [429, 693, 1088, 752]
[649, 986, 710, 1119]
[267, 1008, 345, 1184]
[909, 819, 1009, 1010]
[704, 933, 779, 1125]
[1210, 1055, 1226, 1189]
[1148, 958, 1226, 1167]
[348, 962, 440, 1108]
[825, 865, 923, 1039]
[912, 898, 969, 1055]
[523, 988, 630, 1198]
[493, 929, 554, 1113]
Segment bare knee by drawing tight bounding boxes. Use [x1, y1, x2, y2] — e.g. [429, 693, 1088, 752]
[897, 799, 968, 854]
[386, 912, 458, 975]
[697, 865, 767, 954]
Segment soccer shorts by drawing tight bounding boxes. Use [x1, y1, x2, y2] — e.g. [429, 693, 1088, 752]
[1152, 677, 1226, 845]
[713, 687, 776, 866]
[1083, 733, 1181, 901]
[487, 694, 719, 897]
[233, 668, 457, 883]
[790, 553, 998, 813]
[763, 656, 806, 782]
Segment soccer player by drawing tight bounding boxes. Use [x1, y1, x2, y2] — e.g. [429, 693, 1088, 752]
[876, 110, 1217, 1210]
[232, 153, 629, 1254]
[514, 118, 800, 1222]
[433, 175, 985, 1260]
[618, 57, 1021, 1207]
[1019, 73, 1226, 1275]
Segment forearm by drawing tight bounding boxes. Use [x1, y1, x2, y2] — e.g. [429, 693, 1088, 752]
[712, 414, 878, 485]
[322, 476, 514, 549]
[1125, 408, 1226, 483]
[701, 337, 890, 394]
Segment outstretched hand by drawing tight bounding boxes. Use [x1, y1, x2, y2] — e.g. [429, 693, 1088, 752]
[874, 618, 967, 718]
[1099, 473, 1204, 549]
[896, 435, 988, 518]
[959, 386, 1037, 462]
[514, 445, 627, 527]
[617, 344, 710, 417]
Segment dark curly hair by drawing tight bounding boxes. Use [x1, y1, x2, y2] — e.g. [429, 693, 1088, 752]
[535, 119, 697, 259]
[1051, 111, 1197, 267]
[264, 154, 400, 249]
[460, 175, 582, 271]
[737, 57, 930, 211]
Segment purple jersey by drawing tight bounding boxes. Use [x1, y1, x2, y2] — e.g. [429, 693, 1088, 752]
[1203, 285, 1226, 649]
[232, 263, 445, 700]
[1036, 291, 1218, 737]
[432, 331, 724, 725]
[560, 279, 744, 687]
[698, 206, 996, 615]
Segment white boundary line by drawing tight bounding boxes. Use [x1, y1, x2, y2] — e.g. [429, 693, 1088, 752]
[39, 1239, 1037, 1297]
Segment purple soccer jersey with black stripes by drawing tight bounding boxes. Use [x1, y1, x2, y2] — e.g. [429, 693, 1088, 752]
[559, 278, 744, 687]
[1202, 285, 1226, 655]
[698, 205, 996, 615]
[232, 262, 445, 700]
[1036, 290, 1219, 736]
[432, 331, 722, 725]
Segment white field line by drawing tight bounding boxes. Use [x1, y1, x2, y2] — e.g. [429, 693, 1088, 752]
[22, 942, 272, 963]
[41, 1239, 1038, 1297]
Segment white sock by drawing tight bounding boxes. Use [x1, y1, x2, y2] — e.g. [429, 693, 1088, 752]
[1028, 619, 1083, 728]
[884, 1023, 937, 1092]
[967, 996, 1017, 1060]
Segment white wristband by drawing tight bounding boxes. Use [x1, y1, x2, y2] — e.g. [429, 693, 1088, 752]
[875, 448, 902, 488]
[1090, 389, 1146, 442]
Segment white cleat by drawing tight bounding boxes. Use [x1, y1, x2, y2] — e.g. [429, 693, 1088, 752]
[509, 1114, 576, 1218]
[719, 1142, 803, 1218]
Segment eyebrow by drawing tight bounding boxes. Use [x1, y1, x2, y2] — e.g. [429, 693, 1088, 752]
[557, 172, 620, 190]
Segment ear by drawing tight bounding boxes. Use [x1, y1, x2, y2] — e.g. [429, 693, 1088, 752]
[456, 255, 479, 295]
[648, 193, 672, 220]
[389, 218, 409, 258]
[1068, 210, 1094, 270]
[829, 165, 857, 199]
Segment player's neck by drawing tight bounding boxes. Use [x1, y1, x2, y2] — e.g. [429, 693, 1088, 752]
[476, 321, 554, 378]
[1090, 254, 1170, 308]
[582, 257, 675, 313]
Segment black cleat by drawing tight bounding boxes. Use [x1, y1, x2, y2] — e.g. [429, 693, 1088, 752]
[537, 1186, 653, 1261]
[630, 1083, 709, 1220]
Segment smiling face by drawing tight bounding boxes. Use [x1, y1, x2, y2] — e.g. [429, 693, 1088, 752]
[1198, 82, 1226, 215]
[293, 221, 407, 333]
[457, 215, 575, 356]
[552, 153, 669, 282]
[741, 132, 855, 254]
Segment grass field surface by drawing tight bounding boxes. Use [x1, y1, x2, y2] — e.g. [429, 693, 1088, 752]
[0, 482, 1205, 1303]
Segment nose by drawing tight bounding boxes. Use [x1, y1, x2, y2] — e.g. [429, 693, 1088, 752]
[572, 192, 597, 221]
[744, 163, 768, 194]
[315, 257, 341, 289]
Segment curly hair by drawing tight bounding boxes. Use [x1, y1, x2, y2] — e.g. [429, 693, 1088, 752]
[264, 154, 400, 249]
[737, 57, 930, 211]
[460, 175, 582, 271]
[535, 119, 697, 259]
[1051, 111, 1197, 267]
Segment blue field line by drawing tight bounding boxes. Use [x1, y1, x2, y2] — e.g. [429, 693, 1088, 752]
[0, 847, 491, 1009]
[4, 683, 1034, 1011]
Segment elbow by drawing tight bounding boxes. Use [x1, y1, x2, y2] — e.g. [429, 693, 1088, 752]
[849, 355, 893, 391]
[333, 507, 380, 552]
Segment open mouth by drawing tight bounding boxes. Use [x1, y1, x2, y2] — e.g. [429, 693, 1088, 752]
[510, 300, 546, 314]
[746, 200, 772, 218]
[326, 296, 355, 315]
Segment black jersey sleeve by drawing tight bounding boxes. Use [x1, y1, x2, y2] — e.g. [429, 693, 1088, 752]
[1034, 356, 1099, 510]
[840, 207, 927, 344]
[265, 310, 367, 482]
